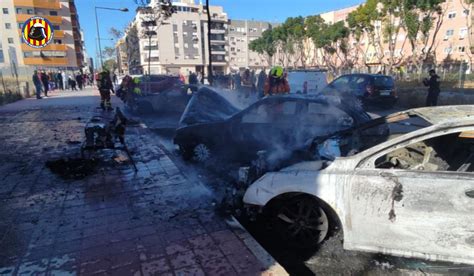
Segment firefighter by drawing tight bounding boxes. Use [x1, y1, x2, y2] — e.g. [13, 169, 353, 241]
[264, 66, 290, 96]
[97, 69, 114, 111]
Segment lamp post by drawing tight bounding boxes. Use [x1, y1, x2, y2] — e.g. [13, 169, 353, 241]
[95, 6, 128, 70]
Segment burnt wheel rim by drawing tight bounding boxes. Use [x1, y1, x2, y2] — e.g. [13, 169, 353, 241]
[274, 198, 329, 245]
[193, 143, 211, 162]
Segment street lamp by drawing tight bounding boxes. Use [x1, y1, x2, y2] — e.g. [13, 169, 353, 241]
[95, 6, 129, 69]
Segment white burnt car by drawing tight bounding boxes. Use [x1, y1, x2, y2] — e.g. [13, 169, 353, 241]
[243, 105, 474, 265]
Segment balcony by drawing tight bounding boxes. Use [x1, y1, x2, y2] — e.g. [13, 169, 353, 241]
[21, 43, 67, 51]
[16, 14, 62, 25]
[210, 29, 226, 34]
[14, 0, 60, 10]
[23, 57, 67, 66]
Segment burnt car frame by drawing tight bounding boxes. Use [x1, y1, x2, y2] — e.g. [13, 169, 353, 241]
[174, 88, 386, 164]
[243, 105, 474, 265]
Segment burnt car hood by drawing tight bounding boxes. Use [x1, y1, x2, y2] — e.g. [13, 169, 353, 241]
[179, 87, 241, 127]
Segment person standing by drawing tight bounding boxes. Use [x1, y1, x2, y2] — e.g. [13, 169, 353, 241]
[57, 71, 64, 90]
[32, 70, 43, 99]
[257, 69, 267, 98]
[264, 66, 290, 96]
[423, 69, 441, 106]
[68, 76, 77, 91]
[62, 71, 67, 90]
[40, 70, 49, 97]
[113, 73, 118, 85]
[76, 73, 83, 90]
[97, 70, 114, 111]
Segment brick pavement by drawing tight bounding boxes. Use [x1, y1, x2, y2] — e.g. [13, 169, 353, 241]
[0, 89, 287, 276]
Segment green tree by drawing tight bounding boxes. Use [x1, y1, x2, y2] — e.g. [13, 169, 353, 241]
[402, 0, 445, 77]
[103, 59, 118, 71]
[281, 16, 307, 68]
[249, 29, 276, 66]
[306, 16, 350, 74]
[347, 0, 383, 70]
[109, 27, 123, 41]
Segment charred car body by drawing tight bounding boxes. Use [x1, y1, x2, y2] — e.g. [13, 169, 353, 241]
[174, 87, 388, 164]
[117, 75, 197, 114]
[242, 105, 474, 265]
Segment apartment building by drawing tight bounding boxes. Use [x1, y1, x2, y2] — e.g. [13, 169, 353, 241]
[116, 38, 129, 75]
[124, 0, 228, 76]
[228, 19, 272, 70]
[318, 0, 472, 72]
[0, 0, 85, 70]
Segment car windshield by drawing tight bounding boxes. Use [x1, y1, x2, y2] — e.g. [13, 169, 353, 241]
[373, 76, 394, 89]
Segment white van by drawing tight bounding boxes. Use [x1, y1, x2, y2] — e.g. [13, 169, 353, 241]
[287, 69, 328, 95]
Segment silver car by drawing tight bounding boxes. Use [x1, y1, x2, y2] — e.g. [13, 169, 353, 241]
[243, 105, 474, 265]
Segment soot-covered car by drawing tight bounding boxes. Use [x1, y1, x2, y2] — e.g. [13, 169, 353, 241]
[117, 75, 197, 114]
[174, 87, 387, 164]
[322, 74, 398, 109]
[242, 105, 474, 265]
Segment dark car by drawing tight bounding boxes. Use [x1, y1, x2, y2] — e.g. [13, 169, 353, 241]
[322, 74, 398, 109]
[118, 75, 197, 114]
[174, 87, 386, 164]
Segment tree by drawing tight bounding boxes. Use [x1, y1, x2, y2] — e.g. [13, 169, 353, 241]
[104, 59, 118, 71]
[109, 27, 123, 41]
[249, 29, 276, 66]
[306, 16, 350, 75]
[347, 0, 383, 70]
[281, 17, 307, 68]
[378, 0, 408, 73]
[460, 0, 474, 68]
[402, 0, 446, 77]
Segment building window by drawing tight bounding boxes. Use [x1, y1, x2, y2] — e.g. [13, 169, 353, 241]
[2, 8, 8, 14]
[8, 38, 14, 44]
[5, 23, 11, 29]
[459, 46, 466, 53]
[0, 50, 4, 63]
[445, 29, 454, 39]
[444, 47, 453, 54]
[50, 11, 58, 16]
[460, 28, 468, 39]
[53, 25, 60, 30]
[54, 39, 62, 44]
[464, 9, 470, 17]
[15, 8, 22, 14]
[448, 12, 456, 19]
[27, 9, 33, 14]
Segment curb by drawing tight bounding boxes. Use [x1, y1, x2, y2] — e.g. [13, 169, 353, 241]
[226, 216, 289, 276]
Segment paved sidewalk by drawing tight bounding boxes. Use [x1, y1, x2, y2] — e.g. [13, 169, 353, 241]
[0, 89, 287, 276]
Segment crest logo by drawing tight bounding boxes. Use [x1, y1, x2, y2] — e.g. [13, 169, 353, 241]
[22, 16, 54, 48]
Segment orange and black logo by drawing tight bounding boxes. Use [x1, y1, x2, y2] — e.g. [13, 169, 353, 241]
[21, 16, 54, 48]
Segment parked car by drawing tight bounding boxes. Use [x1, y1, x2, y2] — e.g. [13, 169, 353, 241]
[174, 87, 387, 164]
[242, 105, 474, 265]
[118, 75, 197, 114]
[322, 73, 398, 109]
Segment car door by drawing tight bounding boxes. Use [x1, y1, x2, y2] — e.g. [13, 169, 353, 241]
[346, 126, 474, 264]
[231, 99, 300, 156]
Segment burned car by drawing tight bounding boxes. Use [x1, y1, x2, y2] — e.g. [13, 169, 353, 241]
[174, 87, 386, 163]
[243, 105, 474, 265]
[117, 75, 196, 114]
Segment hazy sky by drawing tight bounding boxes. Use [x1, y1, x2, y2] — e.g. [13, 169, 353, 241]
[76, 0, 364, 64]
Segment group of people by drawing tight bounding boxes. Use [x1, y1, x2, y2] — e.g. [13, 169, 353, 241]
[186, 66, 290, 98]
[32, 70, 95, 99]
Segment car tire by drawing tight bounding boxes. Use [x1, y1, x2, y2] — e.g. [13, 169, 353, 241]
[193, 143, 212, 163]
[268, 195, 330, 248]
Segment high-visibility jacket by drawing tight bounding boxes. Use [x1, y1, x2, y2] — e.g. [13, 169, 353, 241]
[264, 77, 290, 96]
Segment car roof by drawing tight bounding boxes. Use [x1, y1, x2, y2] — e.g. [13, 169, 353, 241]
[338, 73, 392, 78]
[409, 105, 474, 125]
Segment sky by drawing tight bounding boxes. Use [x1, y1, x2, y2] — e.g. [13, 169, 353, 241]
[76, 0, 364, 63]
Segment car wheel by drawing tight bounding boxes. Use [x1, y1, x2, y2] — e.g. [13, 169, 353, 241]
[193, 143, 211, 163]
[271, 195, 329, 248]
